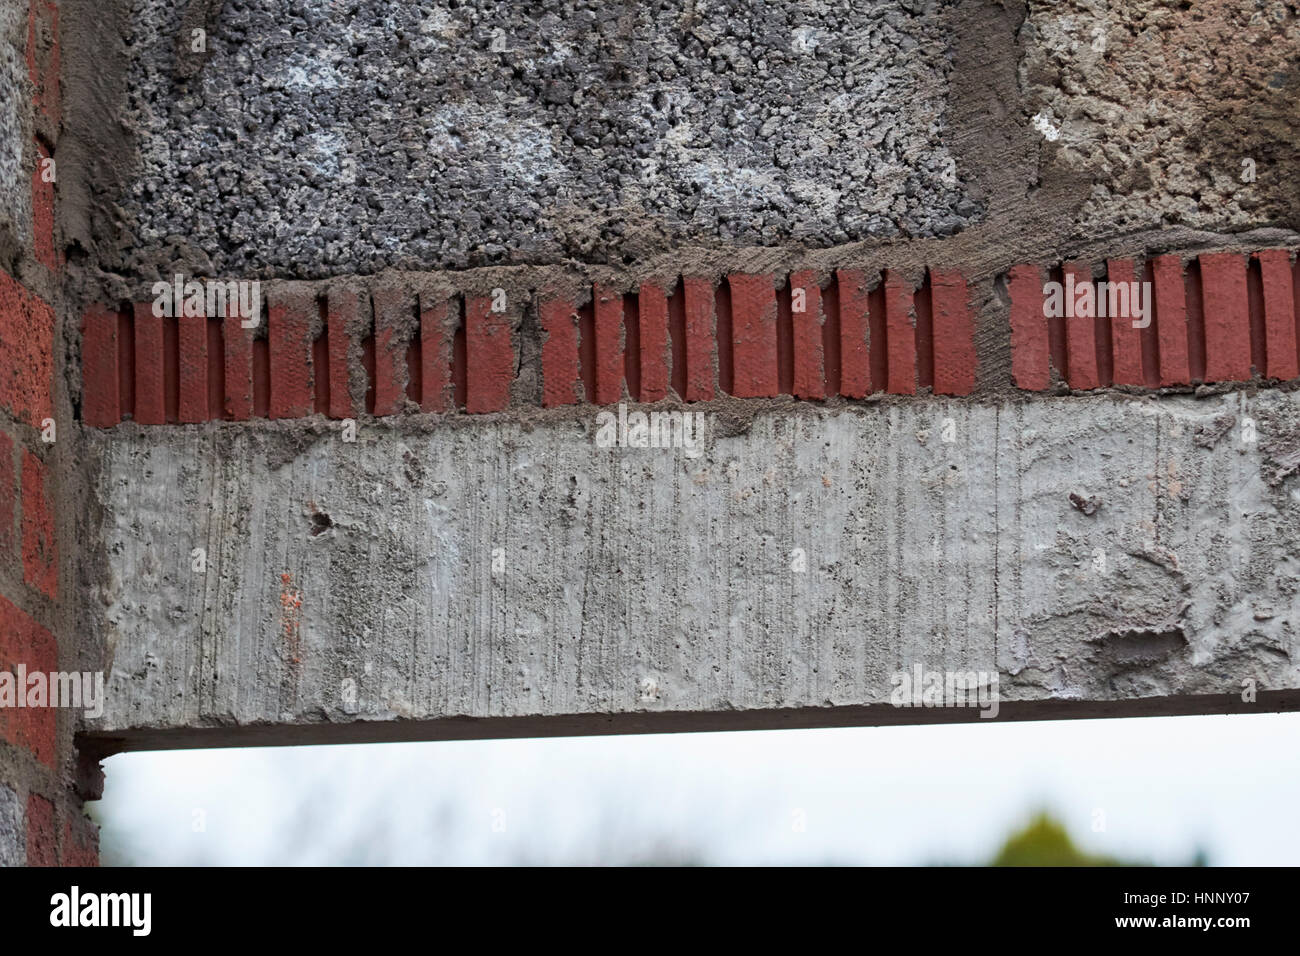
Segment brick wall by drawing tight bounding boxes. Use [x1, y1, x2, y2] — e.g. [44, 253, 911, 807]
[79, 248, 1300, 427]
[0, 0, 99, 869]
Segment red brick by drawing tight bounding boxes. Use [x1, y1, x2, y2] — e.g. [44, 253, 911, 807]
[25, 794, 56, 866]
[1199, 252, 1252, 383]
[419, 294, 455, 413]
[1008, 264, 1049, 391]
[177, 314, 209, 423]
[63, 814, 99, 867]
[728, 274, 778, 398]
[1255, 249, 1298, 381]
[0, 433, 13, 560]
[1062, 262, 1100, 390]
[223, 313, 255, 421]
[883, 271, 916, 395]
[268, 290, 315, 418]
[0, 595, 57, 767]
[132, 302, 166, 425]
[837, 269, 872, 398]
[592, 285, 625, 404]
[81, 305, 120, 428]
[637, 282, 670, 402]
[538, 293, 581, 408]
[32, 140, 57, 270]
[371, 288, 410, 417]
[682, 277, 716, 402]
[1106, 258, 1145, 387]
[464, 294, 513, 414]
[789, 270, 825, 400]
[1151, 255, 1191, 386]
[930, 270, 976, 396]
[26, 0, 59, 127]
[325, 288, 357, 419]
[0, 271, 54, 426]
[21, 448, 56, 599]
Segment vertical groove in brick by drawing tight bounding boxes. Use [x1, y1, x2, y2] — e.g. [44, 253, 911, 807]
[1255, 249, 1298, 381]
[163, 313, 179, 423]
[178, 314, 209, 423]
[464, 294, 513, 413]
[592, 285, 624, 404]
[268, 289, 315, 418]
[312, 299, 330, 415]
[929, 270, 976, 396]
[836, 268, 870, 398]
[118, 309, 134, 420]
[1199, 252, 1251, 383]
[913, 273, 934, 391]
[1138, 260, 1161, 388]
[668, 281, 688, 400]
[1008, 264, 1049, 391]
[715, 279, 734, 396]
[81, 304, 120, 427]
[1151, 254, 1189, 385]
[789, 269, 825, 400]
[637, 282, 670, 403]
[207, 316, 225, 419]
[224, 311, 255, 421]
[1247, 256, 1267, 378]
[821, 275, 842, 399]
[883, 271, 916, 395]
[1106, 258, 1145, 387]
[1184, 258, 1207, 383]
[1062, 262, 1099, 390]
[420, 293, 456, 413]
[727, 273, 778, 398]
[539, 294, 581, 408]
[372, 287, 411, 417]
[622, 292, 641, 402]
[775, 280, 795, 396]
[451, 299, 467, 410]
[132, 302, 166, 425]
[682, 277, 716, 401]
[327, 288, 357, 419]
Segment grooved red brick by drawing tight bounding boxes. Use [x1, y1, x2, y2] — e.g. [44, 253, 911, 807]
[1008, 264, 1049, 391]
[268, 290, 315, 418]
[132, 302, 166, 425]
[63, 814, 99, 867]
[81, 304, 120, 427]
[0, 271, 54, 426]
[883, 271, 916, 395]
[837, 269, 871, 398]
[178, 314, 209, 423]
[592, 285, 624, 404]
[728, 274, 778, 398]
[637, 282, 670, 402]
[682, 277, 716, 402]
[0, 433, 13, 559]
[21, 448, 56, 599]
[0, 595, 57, 767]
[1255, 249, 1298, 381]
[929, 270, 976, 396]
[1151, 255, 1190, 386]
[789, 270, 825, 400]
[326, 288, 357, 419]
[1062, 262, 1099, 390]
[26, 0, 59, 127]
[464, 294, 513, 413]
[32, 140, 57, 270]
[1106, 258, 1145, 386]
[223, 313, 255, 421]
[538, 293, 581, 408]
[1199, 252, 1252, 383]
[371, 288, 410, 417]
[25, 793, 55, 866]
[419, 294, 455, 413]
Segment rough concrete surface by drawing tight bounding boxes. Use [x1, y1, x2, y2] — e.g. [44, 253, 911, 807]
[0, 0, 30, 262]
[84, 392, 1300, 748]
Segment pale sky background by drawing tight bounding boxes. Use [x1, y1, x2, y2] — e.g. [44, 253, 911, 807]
[94, 712, 1300, 866]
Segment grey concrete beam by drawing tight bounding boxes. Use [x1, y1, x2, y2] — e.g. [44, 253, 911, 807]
[82, 391, 1300, 750]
